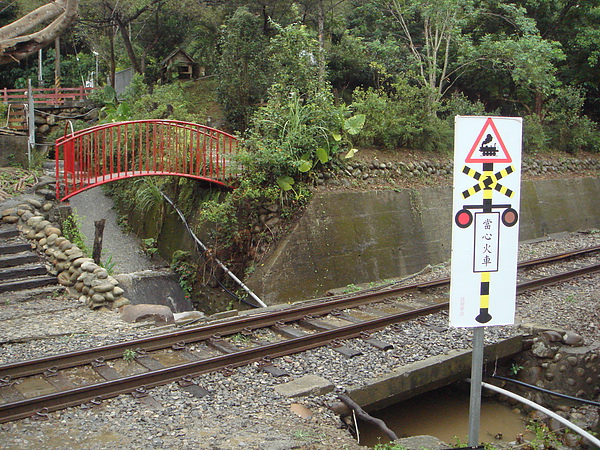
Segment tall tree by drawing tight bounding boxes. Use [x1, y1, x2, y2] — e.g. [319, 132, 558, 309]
[0, 0, 79, 64]
[216, 7, 270, 131]
[78, 0, 167, 82]
[388, 0, 475, 108]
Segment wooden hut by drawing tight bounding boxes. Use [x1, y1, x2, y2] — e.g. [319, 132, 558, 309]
[161, 49, 202, 81]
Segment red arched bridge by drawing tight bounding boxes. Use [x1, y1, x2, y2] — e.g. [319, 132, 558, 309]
[55, 120, 240, 201]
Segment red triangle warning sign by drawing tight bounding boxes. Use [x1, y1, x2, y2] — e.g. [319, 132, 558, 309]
[465, 118, 512, 163]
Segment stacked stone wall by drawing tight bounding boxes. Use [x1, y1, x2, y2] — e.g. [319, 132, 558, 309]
[492, 325, 600, 447]
[34, 102, 99, 136]
[0, 183, 129, 310]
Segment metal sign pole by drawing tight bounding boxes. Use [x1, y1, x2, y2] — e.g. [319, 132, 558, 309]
[450, 116, 522, 447]
[468, 326, 484, 446]
[27, 79, 34, 167]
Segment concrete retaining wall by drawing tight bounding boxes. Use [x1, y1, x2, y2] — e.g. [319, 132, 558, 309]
[247, 177, 600, 304]
[346, 336, 523, 412]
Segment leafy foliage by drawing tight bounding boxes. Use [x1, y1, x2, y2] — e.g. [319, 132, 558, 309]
[216, 7, 270, 131]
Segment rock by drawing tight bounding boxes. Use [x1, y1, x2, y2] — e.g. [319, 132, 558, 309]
[120, 304, 174, 325]
[91, 282, 116, 293]
[34, 220, 51, 232]
[80, 261, 98, 272]
[532, 340, 557, 358]
[562, 331, 584, 346]
[274, 374, 334, 398]
[392, 436, 448, 450]
[93, 268, 109, 279]
[26, 198, 42, 209]
[289, 403, 313, 419]
[519, 366, 542, 385]
[44, 226, 61, 237]
[2, 215, 19, 223]
[540, 330, 563, 342]
[173, 311, 206, 323]
[90, 293, 106, 303]
[265, 216, 280, 228]
[113, 297, 131, 308]
[112, 286, 124, 296]
[57, 271, 74, 286]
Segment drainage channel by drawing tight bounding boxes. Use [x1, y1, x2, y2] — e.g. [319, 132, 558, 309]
[356, 384, 533, 447]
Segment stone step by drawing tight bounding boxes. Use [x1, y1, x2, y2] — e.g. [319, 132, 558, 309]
[0, 265, 49, 282]
[0, 242, 32, 255]
[0, 228, 20, 239]
[0, 275, 57, 293]
[0, 253, 39, 269]
[0, 225, 58, 295]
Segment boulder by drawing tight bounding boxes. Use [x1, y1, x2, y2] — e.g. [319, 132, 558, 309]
[121, 304, 174, 325]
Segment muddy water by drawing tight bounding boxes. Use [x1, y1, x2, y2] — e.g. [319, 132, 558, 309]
[358, 386, 533, 447]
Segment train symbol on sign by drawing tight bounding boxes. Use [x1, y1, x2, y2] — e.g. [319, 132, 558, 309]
[479, 134, 498, 156]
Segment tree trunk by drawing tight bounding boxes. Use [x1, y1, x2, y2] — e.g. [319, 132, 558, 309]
[317, 0, 326, 85]
[107, 26, 116, 87]
[338, 394, 398, 441]
[0, 0, 80, 64]
[92, 219, 106, 265]
[116, 16, 142, 74]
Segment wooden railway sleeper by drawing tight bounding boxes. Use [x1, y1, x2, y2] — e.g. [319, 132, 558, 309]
[257, 356, 288, 377]
[208, 334, 240, 354]
[178, 375, 210, 398]
[359, 331, 394, 351]
[329, 339, 362, 358]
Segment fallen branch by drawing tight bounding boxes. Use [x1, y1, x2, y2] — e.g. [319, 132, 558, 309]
[338, 393, 398, 441]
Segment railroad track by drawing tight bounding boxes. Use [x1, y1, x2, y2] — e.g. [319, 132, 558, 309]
[1, 245, 600, 424]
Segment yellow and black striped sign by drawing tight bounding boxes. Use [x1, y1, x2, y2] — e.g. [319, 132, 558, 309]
[461, 165, 515, 199]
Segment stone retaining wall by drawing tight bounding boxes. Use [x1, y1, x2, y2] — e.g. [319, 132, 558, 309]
[493, 326, 600, 447]
[509, 325, 600, 408]
[0, 183, 130, 310]
[331, 156, 600, 185]
[34, 102, 99, 136]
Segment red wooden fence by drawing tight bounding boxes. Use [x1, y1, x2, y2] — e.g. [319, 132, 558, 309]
[1, 86, 95, 106]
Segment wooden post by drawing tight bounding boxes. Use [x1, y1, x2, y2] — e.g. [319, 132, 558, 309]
[92, 219, 106, 265]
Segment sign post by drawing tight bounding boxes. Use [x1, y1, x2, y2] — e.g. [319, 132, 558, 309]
[450, 116, 522, 445]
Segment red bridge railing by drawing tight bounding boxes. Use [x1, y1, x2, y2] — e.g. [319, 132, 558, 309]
[55, 120, 239, 201]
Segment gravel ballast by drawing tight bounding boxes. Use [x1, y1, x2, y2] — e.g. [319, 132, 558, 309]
[1, 230, 600, 449]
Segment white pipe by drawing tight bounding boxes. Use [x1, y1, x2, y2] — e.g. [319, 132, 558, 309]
[479, 380, 600, 447]
[161, 193, 268, 308]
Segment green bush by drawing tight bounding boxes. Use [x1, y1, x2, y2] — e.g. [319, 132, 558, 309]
[523, 114, 549, 154]
[544, 86, 600, 153]
[350, 83, 438, 150]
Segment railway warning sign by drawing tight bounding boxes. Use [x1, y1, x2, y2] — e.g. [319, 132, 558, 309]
[450, 116, 523, 327]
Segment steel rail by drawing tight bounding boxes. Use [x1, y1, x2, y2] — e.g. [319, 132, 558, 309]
[2, 247, 600, 381]
[408, 244, 600, 290]
[0, 281, 422, 379]
[516, 262, 600, 293]
[0, 303, 442, 424]
[1, 261, 600, 423]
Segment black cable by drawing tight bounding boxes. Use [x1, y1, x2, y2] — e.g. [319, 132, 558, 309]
[489, 375, 600, 407]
